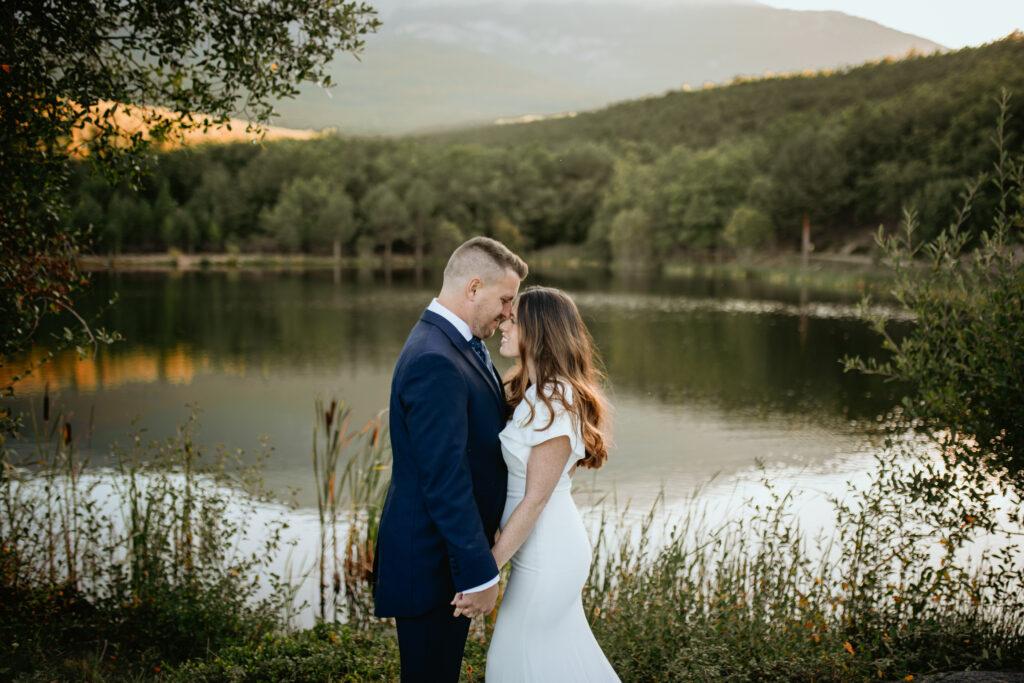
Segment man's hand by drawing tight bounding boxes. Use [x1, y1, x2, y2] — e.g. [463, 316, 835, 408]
[451, 583, 499, 619]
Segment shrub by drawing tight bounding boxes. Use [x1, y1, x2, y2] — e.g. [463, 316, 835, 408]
[845, 90, 1024, 500]
[169, 623, 402, 682]
[723, 204, 776, 251]
[0, 407, 292, 676]
[609, 207, 656, 269]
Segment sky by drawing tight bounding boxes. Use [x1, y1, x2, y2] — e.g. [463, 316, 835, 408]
[762, 0, 1024, 49]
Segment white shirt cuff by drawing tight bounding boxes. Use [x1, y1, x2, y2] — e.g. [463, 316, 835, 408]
[461, 574, 500, 594]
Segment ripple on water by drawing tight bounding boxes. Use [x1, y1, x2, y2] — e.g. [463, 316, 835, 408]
[570, 291, 912, 321]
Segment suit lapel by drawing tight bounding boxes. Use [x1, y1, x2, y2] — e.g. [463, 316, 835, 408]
[421, 310, 505, 410]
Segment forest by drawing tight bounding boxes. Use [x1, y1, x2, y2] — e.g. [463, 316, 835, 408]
[69, 35, 1024, 266]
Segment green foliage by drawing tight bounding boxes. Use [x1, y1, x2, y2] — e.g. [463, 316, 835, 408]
[405, 177, 439, 260]
[763, 125, 850, 248]
[0, 407, 292, 678]
[433, 219, 466, 258]
[580, 460, 1024, 681]
[439, 36, 1024, 155]
[362, 183, 410, 265]
[839, 90, 1024, 634]
[845, 91, 1024, 517]
[723, 205, 776, 251]
[5, 398, 1023, 681]
[608, 208, 656, 269]
[490, 215, 527, 253]
[2, 0, 381, 437]
[641, 142, 761, 250]
[260, 176, 356, 254]
[169, 623, 402, 682]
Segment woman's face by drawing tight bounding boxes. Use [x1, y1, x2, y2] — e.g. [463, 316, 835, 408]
[497, 301, 521, 359]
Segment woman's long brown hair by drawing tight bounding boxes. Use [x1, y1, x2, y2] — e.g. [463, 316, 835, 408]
[504, 286, 611, 469]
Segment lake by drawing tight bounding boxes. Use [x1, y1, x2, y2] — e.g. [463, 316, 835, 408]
[6, 266, 906, 512]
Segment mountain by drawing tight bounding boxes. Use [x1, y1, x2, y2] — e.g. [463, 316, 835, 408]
[270, 0, 944, 134]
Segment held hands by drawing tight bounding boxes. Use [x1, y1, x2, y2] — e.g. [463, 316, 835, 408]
[450, 528, 504, 619]
[451, 582, 498, 619]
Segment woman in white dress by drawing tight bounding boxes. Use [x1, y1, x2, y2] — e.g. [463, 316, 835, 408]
[473, 285, 619, 681]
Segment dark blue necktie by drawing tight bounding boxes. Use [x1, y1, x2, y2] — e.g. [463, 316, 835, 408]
[468, 336, 492, 373]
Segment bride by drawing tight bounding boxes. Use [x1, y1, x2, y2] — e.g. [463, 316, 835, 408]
[454, 285, 620, 681]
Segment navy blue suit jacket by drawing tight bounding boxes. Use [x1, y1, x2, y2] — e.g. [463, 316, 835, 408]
[373, 309, 508, 618]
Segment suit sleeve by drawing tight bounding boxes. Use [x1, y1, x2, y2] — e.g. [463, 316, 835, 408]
[399, 352, 499, 592]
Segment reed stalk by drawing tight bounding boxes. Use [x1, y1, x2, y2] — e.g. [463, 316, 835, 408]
[311, 397, 390, 624]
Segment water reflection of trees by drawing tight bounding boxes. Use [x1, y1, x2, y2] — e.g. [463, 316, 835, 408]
[22, 272, 902, 422]
[591, 308, 901, 421]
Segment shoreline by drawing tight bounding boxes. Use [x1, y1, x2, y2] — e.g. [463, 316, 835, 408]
[78, 252, 417, 272]
[79, 250, 895, 296]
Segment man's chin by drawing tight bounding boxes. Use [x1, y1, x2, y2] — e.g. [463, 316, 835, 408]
[478, 324, 500, 339]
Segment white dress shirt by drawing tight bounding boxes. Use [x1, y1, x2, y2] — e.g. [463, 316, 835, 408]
[426, 299, 500, 595]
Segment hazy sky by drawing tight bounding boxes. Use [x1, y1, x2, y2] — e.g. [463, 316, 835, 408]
[762, 1, 1024, 49]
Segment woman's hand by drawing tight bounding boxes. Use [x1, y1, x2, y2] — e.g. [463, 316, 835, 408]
[490, 435, 571, 569]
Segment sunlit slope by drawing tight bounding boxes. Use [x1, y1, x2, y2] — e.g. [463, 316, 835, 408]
[70, 101, 319, 155]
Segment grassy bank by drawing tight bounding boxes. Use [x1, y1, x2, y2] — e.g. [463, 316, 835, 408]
[661, 255, 894, 296]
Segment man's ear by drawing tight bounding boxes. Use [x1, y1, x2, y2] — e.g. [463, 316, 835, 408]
[466, 277, 483, 301]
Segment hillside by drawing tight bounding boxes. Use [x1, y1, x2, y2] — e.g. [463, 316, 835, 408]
[270, 0, 943, 133]
[424, 31, 1024, 149]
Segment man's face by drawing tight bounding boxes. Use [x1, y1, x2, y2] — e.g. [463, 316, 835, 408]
[468, 269, 521, 339]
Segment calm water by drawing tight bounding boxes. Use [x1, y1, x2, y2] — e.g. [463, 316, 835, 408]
[7, 267, 905, 510]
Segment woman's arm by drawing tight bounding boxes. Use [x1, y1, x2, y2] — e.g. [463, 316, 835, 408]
[491, 435, 572, 569]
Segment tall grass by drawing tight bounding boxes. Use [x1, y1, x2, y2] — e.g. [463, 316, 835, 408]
[581, 447, 1024, 680]
[0, 400, 293, 679]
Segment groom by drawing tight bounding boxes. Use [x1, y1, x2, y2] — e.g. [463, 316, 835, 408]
[373, 236, 528, 682]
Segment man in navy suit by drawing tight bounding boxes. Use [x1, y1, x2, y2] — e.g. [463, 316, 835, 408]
[373, 236, 528, 682]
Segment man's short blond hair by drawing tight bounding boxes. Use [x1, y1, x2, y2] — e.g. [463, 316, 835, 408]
[442, 236, 528, 288]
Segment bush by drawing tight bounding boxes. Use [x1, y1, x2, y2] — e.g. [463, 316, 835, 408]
[490, 214, 527, 253]
[0, 408, 291, 677]
[609, 207, 656, 269]
[845, 91, 1024, 498]
[431, 218, 465, 258]
[169, 623, 402, 682]
[908, 176, 971, 243]
[723, 204, 775, 251]
[583, 464, 1024, 681]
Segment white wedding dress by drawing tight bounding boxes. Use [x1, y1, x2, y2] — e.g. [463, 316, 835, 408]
[486, 382, 620, 682]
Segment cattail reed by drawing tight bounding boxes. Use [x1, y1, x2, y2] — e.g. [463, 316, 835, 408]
[311, 397, 390, 624]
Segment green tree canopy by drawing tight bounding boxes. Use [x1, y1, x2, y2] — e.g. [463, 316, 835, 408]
[723, 205, 776, 252]
[362, 184, 409, 268]
[260, 176, 356, 254]
[404, 178, 438, 262]
[846, 92, 1024, 503]
[1, 0, 380, 433]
